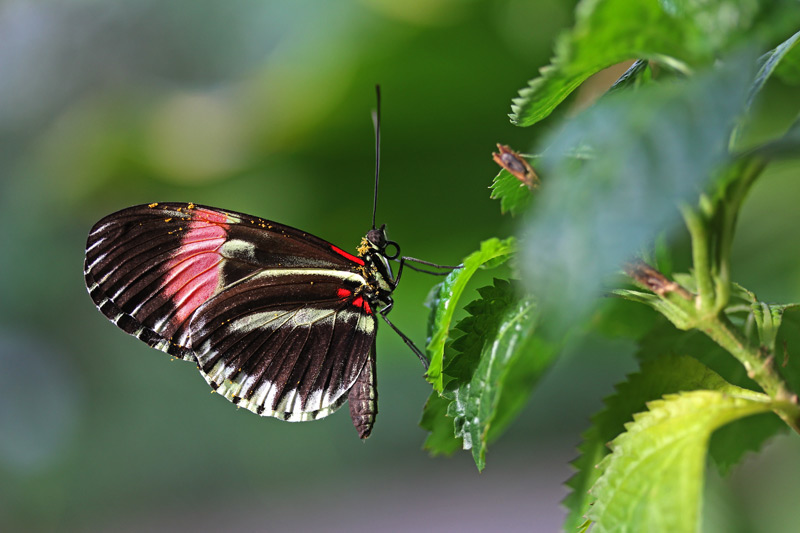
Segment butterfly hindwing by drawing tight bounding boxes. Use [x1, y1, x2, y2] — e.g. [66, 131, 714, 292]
[85, 202, 378, 425]
[190, 270, 377, 421]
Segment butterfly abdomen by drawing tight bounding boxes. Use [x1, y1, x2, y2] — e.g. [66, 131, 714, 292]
[348, 342, 378, 439]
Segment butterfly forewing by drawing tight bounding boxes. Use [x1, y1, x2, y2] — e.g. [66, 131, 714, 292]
[84, 202, 379, 430]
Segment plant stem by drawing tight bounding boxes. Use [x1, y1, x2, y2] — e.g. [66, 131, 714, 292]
[700, 314, 800, 432]
[712, 156, 767, 313]
[624, 261, 800, 433]
[681, 205, 715, 313]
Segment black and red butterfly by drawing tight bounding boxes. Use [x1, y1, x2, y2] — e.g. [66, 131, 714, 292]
[83, 88, 453, 438]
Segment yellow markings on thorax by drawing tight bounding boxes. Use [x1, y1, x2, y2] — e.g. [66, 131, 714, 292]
[357, 237, 371, 257]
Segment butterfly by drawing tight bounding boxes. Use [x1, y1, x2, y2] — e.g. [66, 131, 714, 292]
[83, 88, 454, 439]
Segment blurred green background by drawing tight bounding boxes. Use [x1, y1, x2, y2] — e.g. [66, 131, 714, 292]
[2, 1, 800, 531]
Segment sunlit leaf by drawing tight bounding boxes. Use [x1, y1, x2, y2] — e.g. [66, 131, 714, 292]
[425, 237, 515, 392]
[563, 354, 749, 531]
[587, 390, 773, 533]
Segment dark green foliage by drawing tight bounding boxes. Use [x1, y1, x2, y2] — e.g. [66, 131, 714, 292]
[417, 2, 800, 531]
[422, 279, 557, 470]
[707, 412, 786, 475]
[419, 392, 461, 456]
[774, 308, 800, 396]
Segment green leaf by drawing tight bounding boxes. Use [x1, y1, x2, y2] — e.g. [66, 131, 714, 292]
[746, 30, 800, 111]
[636, 319, 757, 392]
[419, 391, 461, 456]
[751, 302, 785, 353]
[587, 390, 773, 533]
[707, 411, 785, 475]
[603, 59, 652, 97]
[613, 288, 696, 332]
[563, 354, 749, 531]
[489, 169, 532, 216]
[774, 35, 800, 85]
[750, 112, 800, 159]
[636, 319, 786, 474]
[422, 280, 559, 469]
[774, 306, 800, 397]
[519, 57, 753, 334]
[590, 297, 659, 341]
[485, 332, 558, 444]
[509, 0, 794, 126]
[425, 237, 515, 392]
[732, 30, 800, 146]
[444, 281, 548, 471]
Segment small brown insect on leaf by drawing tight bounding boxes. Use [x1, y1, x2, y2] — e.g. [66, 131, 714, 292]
[624, 260, 692, 300]
[492, 144, 539, 189]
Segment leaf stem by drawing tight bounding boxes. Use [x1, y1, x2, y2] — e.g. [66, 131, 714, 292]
[623, 261, 800, 433]
[699, 313, 800, 432]
[711, 156, 767, 313]
[680, 205, 715, 313]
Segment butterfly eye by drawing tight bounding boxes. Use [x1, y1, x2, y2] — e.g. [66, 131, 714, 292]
[383, 240, 400, 260]
[366, 227, 386, 248]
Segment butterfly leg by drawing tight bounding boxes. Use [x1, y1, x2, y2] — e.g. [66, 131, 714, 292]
[378, 307, 429, 370]
[393, 256, 460, 284]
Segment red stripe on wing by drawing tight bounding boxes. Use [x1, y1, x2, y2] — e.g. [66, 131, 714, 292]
[330, 245, 364, 266]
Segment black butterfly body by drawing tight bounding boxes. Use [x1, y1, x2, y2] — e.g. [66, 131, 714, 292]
[84, 202, 402, 438]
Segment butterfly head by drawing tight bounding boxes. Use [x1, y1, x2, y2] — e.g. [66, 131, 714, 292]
[366, 224, 387, 249]
[365, 223, 400, 260]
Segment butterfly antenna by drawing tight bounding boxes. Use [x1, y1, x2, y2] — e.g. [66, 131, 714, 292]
[371, 84, 381, 230]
